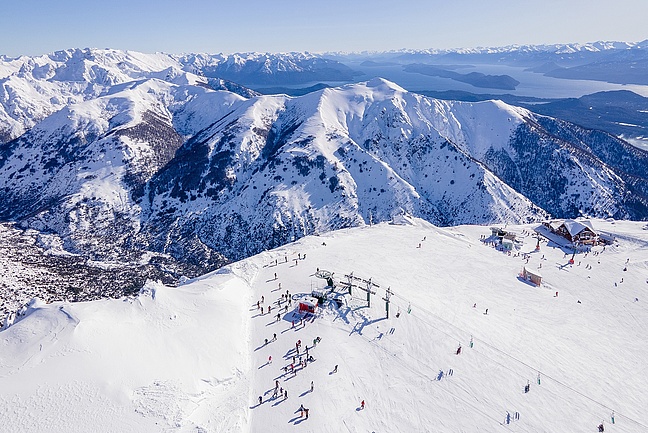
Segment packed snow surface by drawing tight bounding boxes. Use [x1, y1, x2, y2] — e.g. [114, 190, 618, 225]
[1, 219, 647, 432]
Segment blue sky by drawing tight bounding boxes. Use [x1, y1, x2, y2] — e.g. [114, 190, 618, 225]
[2, 0, 647, 56]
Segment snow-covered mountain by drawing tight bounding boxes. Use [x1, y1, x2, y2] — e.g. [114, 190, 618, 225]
[2, 48, 648, 319]
[2, 218, 647, 432]
[2, 66, 648, 272]
[0, 49, 350, 142]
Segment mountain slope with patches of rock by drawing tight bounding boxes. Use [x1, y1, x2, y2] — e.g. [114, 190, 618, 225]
[2, 77, 648, 275]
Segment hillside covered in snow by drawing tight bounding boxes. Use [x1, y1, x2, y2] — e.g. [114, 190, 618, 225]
[2, 48, 648, 322]
[1, 218, 647, 432]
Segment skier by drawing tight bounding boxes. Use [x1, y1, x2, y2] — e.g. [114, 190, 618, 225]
[268, 355, 272, 364]
[361, 400, 365, 410]
[273, 333, 277, 341]
[598, 423, 605, 432]
[310, 381, 314, 392]
[300, 404, 305, 417]
[506, 412, 511, 425]
[470, 336, 473, 348]
[305, 408, 309, 419]
[456, 345, 462, 355]
[259, 396, 262, 405]
[333, 365, 338, 373]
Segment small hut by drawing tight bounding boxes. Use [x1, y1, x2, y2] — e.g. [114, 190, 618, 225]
[298, 297, 318, 314]
[521, 267, 542, 286]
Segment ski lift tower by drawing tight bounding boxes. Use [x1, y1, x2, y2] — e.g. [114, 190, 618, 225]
[383, 286, 393, 318]
[340, 272, 362, 296]
[341, 272, 378, 307]
[361, 277, 379, 307]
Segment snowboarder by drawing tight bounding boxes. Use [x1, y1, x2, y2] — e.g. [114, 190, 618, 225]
[524, 381, 530, 393]
[456, 345, 462, 355]
[484, 308, 488, 315]
[598, 423, 605, 432]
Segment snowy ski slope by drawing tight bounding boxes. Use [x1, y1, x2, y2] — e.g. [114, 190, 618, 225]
[1, 218, 647, 432]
